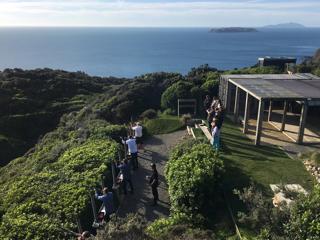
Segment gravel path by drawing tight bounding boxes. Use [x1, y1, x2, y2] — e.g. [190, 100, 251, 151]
[117, 130, 187, 222]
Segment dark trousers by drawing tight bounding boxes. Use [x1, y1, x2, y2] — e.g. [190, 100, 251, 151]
[152, 186, 158, 204]
[131, 152, 138, 169]
[123, 179, 134, 194]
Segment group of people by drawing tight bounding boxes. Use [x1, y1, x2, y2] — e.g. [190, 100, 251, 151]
[94, 122, 159, 226]
[204, 95, 225, 152]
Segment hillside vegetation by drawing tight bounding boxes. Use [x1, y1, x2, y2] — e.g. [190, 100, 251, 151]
[0, 68, 124, 166]
[1, 52, 320, 239]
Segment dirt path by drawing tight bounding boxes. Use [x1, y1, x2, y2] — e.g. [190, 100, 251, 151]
[117, 130, 186, 222]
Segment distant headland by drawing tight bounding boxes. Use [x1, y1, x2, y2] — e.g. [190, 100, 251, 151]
[263, 22, 306, 29]
[210, 27, 258, 33]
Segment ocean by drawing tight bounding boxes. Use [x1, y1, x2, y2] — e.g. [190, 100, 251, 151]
[0, 27, 319, 77]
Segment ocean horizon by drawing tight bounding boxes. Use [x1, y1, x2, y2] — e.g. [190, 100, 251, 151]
[0, 27, 319, 77]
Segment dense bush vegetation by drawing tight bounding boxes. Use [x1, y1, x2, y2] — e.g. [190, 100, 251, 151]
[165, 140, 224, 217]
[95, 214, 152, 240]
[140, 109, 158, 119]
[0, 105, 124, 239]
[0, 68, 125, 165]
[284, 185, 320, 239]
[148, 139, 224, 239]
[235, 183, 320, 240]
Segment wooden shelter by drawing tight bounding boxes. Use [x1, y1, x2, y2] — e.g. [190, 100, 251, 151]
[219, 73, 320, 145]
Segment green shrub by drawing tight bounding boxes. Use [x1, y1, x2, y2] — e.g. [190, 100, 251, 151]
[147, 213, 214, 240]
[284, 185, 320, 240]
[96, 214, 152, 240]
[163, 108, 175, 115]
[144, 116, 184, 135]
[201, 79, 219, 96]
[161, 81, 194, 111]
[310, 152, 320, 166]
[0, 138, 119, 239]
[140, 109, 158, 119]
[165, 142, 224, 218]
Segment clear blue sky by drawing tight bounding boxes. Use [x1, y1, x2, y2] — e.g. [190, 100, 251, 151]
[0, 0, 319, 27]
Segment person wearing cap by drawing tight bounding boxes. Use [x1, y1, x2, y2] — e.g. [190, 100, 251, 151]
[148, 163, 159, 206]
[94, 187, 114, 220]
[131, 122, 143, 150]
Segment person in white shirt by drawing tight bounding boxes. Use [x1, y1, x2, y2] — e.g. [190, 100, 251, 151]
[132, 122, 143, 150]
[122, 136, 138, 169]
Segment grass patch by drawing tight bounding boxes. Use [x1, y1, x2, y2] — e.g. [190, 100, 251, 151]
[192, 128, 206, 139]
[144, 115, 184, 135]
[220, 118, 314, 193]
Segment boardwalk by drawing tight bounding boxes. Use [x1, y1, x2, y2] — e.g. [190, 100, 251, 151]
[117, 130, 186, 222]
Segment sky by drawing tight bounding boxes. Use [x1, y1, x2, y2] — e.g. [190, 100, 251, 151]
[0, 0, 319, 27]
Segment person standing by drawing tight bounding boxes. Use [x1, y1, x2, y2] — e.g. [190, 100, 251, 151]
[215, 107, 225, 129]
[117, 159, 134, 194]
[122, 136, 138, 170]
[207, 106, 215, 132]
[94, 187, 115, 220]
[203, 95, 211, 116]
[148, 163, 159, 206]
[211, 120, 221, 152]
[132, 122, 143, 150]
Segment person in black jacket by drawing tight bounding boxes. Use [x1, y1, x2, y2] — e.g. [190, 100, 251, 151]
[203, 95, 211, 115]
[148, 163, 159, 206]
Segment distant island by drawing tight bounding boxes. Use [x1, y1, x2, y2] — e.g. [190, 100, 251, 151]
[263, 22, 306, 29]
[210, 27, 258, 33]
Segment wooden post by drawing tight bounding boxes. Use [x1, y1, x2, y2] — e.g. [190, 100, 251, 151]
[297, 101, 308, 144]
[90, 193, 98, 223]
[112, 162, 117, 189]
[177, 99, 180, 117]
[226, 81, 232, 113]
[233, 87, 240, 123]
[243, 92, 251, 134]
[280, 101, 288, 131]
[268, 100, 273, 122]
[255, 100, 265, 146]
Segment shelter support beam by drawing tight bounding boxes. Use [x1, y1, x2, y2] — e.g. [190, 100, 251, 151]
[268, 100, 273, 122]
[226, 81, 232, 112]
[243, 92, 251, 134]
[297, 101, 308, 144]
[233, 87, 240, 123]
[255, 100, 265, 146]
[280, 101, 288, 131]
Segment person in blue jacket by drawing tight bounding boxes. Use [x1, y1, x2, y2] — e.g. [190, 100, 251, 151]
[94, 187, 114, 220]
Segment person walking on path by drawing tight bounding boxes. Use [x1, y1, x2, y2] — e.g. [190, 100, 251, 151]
[122, 136, 139, 170]
[148, 163, 159, 206]
[211, 120, 221, 152]
[131, 122, 143, 150]
[94, 187, 115, 221]
[117, 159, 134, 195]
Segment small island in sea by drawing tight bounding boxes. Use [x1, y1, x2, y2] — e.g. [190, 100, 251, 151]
[210, 27, 258, 33]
